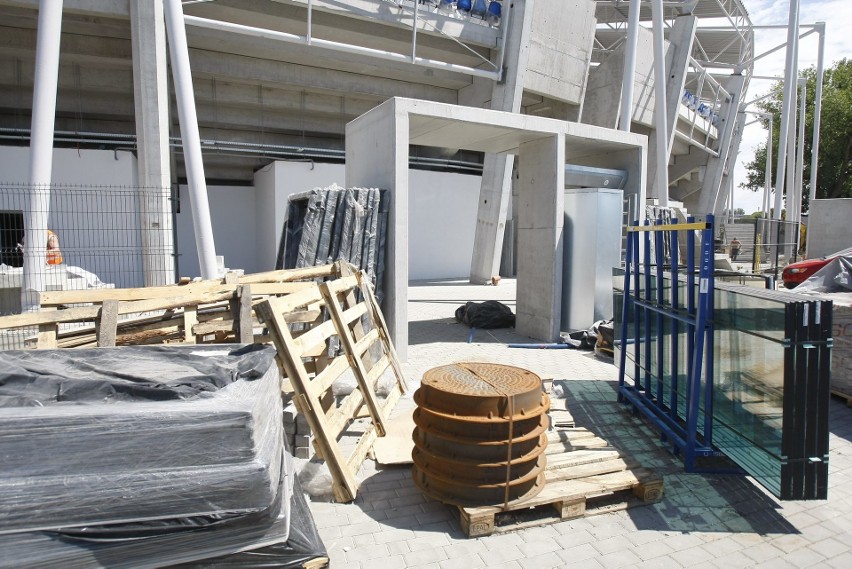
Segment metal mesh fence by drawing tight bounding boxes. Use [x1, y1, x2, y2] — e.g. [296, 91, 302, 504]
[1, 183, 176, 315]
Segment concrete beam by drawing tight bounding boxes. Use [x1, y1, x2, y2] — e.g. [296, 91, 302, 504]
[646, 14, 696, 203]
[345, 97, 646, 358]
[188, 49, 458, 103]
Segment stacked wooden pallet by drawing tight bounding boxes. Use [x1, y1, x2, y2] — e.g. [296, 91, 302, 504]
[0, 265, 338, 350]
[459, 427, 663, 537]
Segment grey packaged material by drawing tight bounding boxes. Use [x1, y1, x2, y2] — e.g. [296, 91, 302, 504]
[0, 457, 325, 569]
[277, 184, 388, 300]
[0, 344, 283, 534]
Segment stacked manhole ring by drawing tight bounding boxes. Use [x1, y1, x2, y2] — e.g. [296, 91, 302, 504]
[412, 362, 550, 508]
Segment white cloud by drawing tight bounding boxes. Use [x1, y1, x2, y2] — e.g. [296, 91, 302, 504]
[733, 0, 851, 214]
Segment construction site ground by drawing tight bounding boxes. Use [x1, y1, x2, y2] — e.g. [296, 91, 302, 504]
[306, 278, 852, 569]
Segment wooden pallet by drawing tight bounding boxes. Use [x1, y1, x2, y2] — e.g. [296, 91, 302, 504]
[458, 428, 663, 537]
[256, 265, 407, 502]
[831, 390, 852, 408]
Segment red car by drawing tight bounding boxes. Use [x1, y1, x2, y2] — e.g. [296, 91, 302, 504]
[782, 246, 852, 288]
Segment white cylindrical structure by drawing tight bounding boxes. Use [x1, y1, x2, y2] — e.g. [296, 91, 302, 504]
[618, 0, 641, 132]
[22, 0, 64, 312]
[806, 22, 826, 256]
[650, 0, 669, 207]
[163, 0, 218, 279]
[772, 0, 800, 220]
[794, 79, 806, 225]
[763, 117, 773, 216]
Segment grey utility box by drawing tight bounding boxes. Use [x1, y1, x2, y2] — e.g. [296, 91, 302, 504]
[561, 186, 624, 332]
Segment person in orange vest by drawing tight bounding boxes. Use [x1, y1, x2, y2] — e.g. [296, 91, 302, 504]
[46, 229, 63, 265]
[17, 230, 63, 265]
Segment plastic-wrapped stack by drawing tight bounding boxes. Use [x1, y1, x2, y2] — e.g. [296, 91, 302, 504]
[0, 344, 326, 568]
[276, 184, 389, 301]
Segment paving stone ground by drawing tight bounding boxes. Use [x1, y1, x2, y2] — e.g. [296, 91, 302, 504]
[306, 278, 852, 568]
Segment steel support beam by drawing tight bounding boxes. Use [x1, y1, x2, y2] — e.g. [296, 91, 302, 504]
[163, 0, 218, 279]
[773, 0, 800, 220]
[22, 0, 63, 312]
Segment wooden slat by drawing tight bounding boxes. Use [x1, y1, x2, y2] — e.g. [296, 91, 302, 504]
[312, 355, 353, 396]
[293, 319, 337, 357]
[264, 287, 325, 315]
[324, 274, 359, 295]
[357, 272, 409, 393]
[353, 329, 381, 358]
[255, 297, 358, 503]
[365, 355, 391, 387]
[238, 264, 337, 284]
[322, 283, 387, 437]
[340, 302, 368, 326]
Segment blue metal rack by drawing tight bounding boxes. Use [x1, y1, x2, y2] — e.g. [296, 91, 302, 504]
[617, 215, 728, 471]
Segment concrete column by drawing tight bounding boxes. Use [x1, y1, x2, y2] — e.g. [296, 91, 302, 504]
[469, 0, 534, 283]
[345, 101, 409, 360]
[22, 0, 63, 312]
[697, 74, 746, 215]
[646, 14, 697, 204]
[515, 134, 565, 342]
[131, 0, 175, 286]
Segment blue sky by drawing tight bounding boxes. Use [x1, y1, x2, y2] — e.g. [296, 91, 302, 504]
[733, 0, 852, 213]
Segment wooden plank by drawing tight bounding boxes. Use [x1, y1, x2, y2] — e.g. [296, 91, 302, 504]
[238, 264, 337, 284]
[353, 329, 381, 358]
[96, 299, 119, 347]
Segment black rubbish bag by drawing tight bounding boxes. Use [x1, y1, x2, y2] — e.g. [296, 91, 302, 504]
[454, 300, 516, 329]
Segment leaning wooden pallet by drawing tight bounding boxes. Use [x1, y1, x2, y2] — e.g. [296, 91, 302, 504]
[255, 270, 407, 503]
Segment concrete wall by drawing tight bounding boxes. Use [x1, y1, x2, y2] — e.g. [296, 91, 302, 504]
[0, 146, 144, 288]
[807, 198, 852, 258]
[175, 184, 259, 278]
[581, 27, 656, 129]
[525, 0, 596, 106]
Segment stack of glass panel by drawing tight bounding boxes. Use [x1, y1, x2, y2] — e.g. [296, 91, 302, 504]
[615, 271, 832, 500]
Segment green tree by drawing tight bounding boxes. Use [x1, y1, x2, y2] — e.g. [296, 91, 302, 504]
[741, 59, 852, 212]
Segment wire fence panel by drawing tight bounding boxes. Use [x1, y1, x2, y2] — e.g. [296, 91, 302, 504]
[1, 183, 176, 315]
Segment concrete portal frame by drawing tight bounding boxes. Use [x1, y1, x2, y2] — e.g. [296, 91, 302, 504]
[346, 98, 646, 360]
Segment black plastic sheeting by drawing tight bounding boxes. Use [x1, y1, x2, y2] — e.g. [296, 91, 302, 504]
[276, 184, 389, 301]
[0, 473, 326, 568]
[0, 343, 273, 407]
[454, 300, 516, 329]
[0, 345, 284, 534]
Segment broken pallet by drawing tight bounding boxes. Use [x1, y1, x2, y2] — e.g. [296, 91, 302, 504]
[458, 428, 663, 537]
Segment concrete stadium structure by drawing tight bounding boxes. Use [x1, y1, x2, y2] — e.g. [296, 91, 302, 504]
[0, 0, 756, 346]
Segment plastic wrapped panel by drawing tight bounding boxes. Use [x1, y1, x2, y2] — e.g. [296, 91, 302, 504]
[0, 344, 283, 534]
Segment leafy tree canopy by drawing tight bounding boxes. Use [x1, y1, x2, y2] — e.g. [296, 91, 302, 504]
[741, 59, 852, 212]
